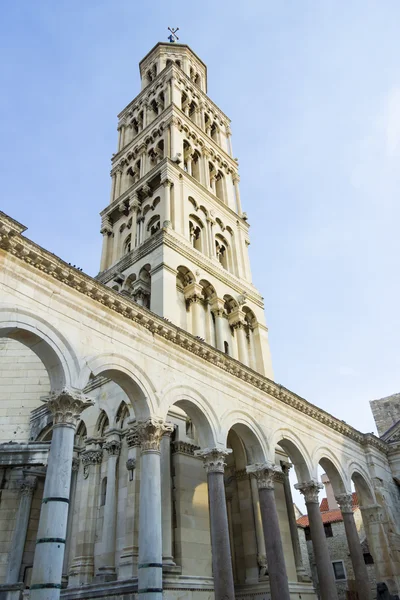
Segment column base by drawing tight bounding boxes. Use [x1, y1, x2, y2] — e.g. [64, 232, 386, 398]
[94, 566, 117, 583]
[162, 556, 176, 567]
[68, 556, 94, 586]
[297, 568, 312, 583]
[119, 546, 139, 579]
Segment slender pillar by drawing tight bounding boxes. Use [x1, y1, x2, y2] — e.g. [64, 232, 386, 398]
[186, 155, 192, 176]
[30, 389, 93, 600]
[195, 448, 235, 600]
[249, 475, 268, 577]
[129, 195, 139, 248]
[110, 173, 116, 203]
[100, 226, 112, 272]
[210, 298, 226, 352]
[281, 462, 309, 582]
[62, 457, 79, 581]
[162, 178, 172, 228]
[207, 218, 216, 258]
[247, 463, 291, 600]
[233, 176, 242, 214]
[161, 429, 175, 565]
[119, 428, 140, 579]
[68, 443, 103, 585]
[6, 475, 37, 583]
[137, 418, 174, 600]
[336, 494, 372, 600]
[96, 434, 121, 581]
[295, 481, 338, 600]
[115, 168, 122, 199]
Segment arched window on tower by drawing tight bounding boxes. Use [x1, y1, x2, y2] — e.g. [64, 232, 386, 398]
[192, 151, 201, 182]
[100, 477, 107, 506]
[189, 216, 204, 252]
[215, 238, 228, 270]
[147, 215, 161, 237]
[124, 234, 132, 255]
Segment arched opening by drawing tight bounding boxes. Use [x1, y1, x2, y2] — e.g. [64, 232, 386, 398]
[100, 477, 107, 506]
[199, 279, 216, 345]
[216, 235, 229, 270]
[130, 263, 151, 308]
[147, 214, 161, 237]
[189, 214, 204, 253]
[191, 150, 201, 182]
[176, 266, 195, 330]
[123, 234, 132, 255]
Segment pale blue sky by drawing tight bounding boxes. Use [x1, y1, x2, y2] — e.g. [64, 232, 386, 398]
[1, 1, 399, 440]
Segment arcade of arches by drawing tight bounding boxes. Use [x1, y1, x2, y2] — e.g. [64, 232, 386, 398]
[1, 40, 400, 600]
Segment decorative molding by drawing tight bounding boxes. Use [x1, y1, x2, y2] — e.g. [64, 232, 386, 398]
[126, 458, 137, 471]
[295, 481, 323, 504]
[135, 418, 174, 452]
[246, 462, 279, 490]
[0, 210, 389, 455]
[81, 449, 102, 479]
[126, 428, 140, 448]
[71, 457, 80, 472]
[335, 493, 354, 514]
[171, 441, 200, 456]
[103, 439, 121, 457]
[195, 447, 232, 474]
[19, 475, 37, 497]
[45, 388, 94, 428]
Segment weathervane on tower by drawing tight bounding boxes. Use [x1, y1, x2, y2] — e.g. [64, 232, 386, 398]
[167, 27, 179, 43]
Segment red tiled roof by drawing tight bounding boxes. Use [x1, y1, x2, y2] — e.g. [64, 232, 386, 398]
[297, 492, 359, 528]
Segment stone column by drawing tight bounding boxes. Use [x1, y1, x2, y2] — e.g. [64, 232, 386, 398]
[210, 298, 226, 352]
[129, 195, 139, 248]
[249, 475, 268, 577]
[162, 178, 172, 228]
[136, 418, 174, 600]
[207, 218, 216, 258]
[62, 456, 79, 581]
[119, 428, 140, 579]
[336, 494, 372, 600]
[233, 176, 242, 214]
[96, 434, 121, 582]
[100, 224, 112, 272]
[161, 429, 175, 566]
[186, 155, 192, 176]
[110, 173, 116, 203]
[295, 481, 338, 600]
[195, 448, 235, 600]
[6, 475, 37, 583]
[115, 167, 122, 199]
[30, 389, 93, 600]
[184, 283, 204, 339]
[281, 462, 309, 582]
[68, 443, 103, 585]
[247, 463, 291, 600]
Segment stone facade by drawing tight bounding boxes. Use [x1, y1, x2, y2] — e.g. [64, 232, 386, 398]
[0, 39, 400, 600]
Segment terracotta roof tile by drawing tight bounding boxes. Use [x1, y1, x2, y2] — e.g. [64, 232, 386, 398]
[297, 493, 359, 528]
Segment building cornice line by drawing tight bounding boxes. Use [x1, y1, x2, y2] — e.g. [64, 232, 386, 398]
[0, 213, 388, 455]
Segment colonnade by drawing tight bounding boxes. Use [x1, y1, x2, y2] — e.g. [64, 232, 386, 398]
[22, 388, 375, 600]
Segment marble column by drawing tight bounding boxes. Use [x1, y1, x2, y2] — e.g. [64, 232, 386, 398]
[30, 389, 93, 600]
[119, 427, 140, 579]
[336, 494, 372, 600]
[247, 463, 290, 600]
[281, 462, 309, 582]
[96, 434, 121, 581]
[249, 475, 268, 577]
[6, 474, 37, 584]
[68, 443, 103, 585]
[62, 457, 79, 581]
[210, 299, 226, 352]
[162, 178, 172, 228]
[234, 322, 248, 365]
[233, 176, 242, 214]
[195, 448, 235, 600]
[161, 429, 175, 566]
[137, 418, 174, 600]
[296, 481, 338, 600]
[115, 168, 122, 199]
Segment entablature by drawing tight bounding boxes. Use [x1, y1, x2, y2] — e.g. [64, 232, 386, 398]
[0, 210, 388, 454]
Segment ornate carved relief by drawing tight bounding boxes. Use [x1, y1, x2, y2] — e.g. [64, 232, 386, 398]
[135, 418, 174, 452]
[46, 388, 94, 427]
[246, 462, 279, 490]
[195, 447, 232, 474]
[295, 481, 323, 504]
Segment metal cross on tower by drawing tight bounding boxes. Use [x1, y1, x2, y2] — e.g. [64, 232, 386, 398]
[168, 27, 179, 43]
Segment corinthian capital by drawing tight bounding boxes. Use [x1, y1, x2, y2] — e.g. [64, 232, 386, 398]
[247, 462, 279, 490]
[195, 447, 232, 474]
[135, 418, 174, 452]
[19, 475, 37, 497]
[103, 439, 121, 456]
[335, 493, 354, 514]
[295, 480, 323, 504]
[46, 388, 94, 428]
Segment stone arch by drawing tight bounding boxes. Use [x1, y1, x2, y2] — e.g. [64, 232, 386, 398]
[0, 306, 80, 391]
[312, 446, 350, 494]
[79, 353, 157, 420]
[96, 409, 110, 436]
[219, 410, 269, 464]
[270, 427, 313, 482]
[114, 400, 131, 428]
[176, 265, 196, 290]
[159, 384, 218, 448]
[348, 462, 376, 506]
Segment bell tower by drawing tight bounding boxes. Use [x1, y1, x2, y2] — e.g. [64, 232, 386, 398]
[97, 40, 273, 378]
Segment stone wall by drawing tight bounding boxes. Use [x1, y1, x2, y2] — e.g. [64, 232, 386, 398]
[0, 339, 50, 443]
[370, 394, 400, 437]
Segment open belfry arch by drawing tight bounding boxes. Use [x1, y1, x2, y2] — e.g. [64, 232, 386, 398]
[0, 38, 400, 600]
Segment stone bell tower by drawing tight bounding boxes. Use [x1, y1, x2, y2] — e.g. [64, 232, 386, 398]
[97, 40, 273, 378]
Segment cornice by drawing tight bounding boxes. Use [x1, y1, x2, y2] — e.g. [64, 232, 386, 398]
[0, 212, 388, 455]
